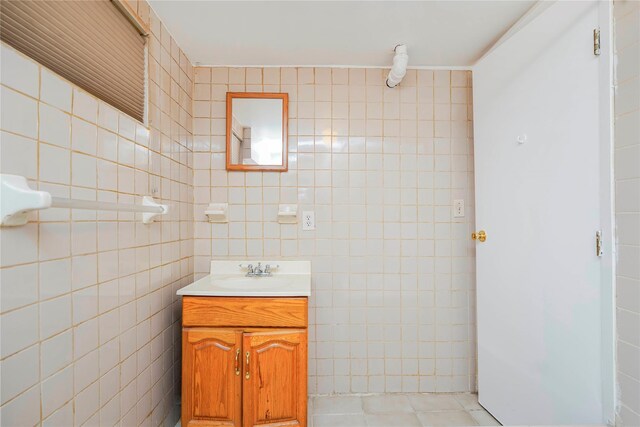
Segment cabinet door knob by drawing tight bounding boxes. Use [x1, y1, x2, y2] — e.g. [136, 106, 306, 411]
[245, 351, 250, 380]
[234, 349, 240, 376]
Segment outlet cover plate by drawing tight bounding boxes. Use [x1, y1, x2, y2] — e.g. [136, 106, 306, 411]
[453, 199, 465, 218]
[302, 211, 315, 230]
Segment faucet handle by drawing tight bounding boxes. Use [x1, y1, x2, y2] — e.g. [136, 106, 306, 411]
[239, 263, 254, 273]
[264, 264, 280, 275]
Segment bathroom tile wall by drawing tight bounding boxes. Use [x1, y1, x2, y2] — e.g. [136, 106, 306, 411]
[0, 3, 193, 425]
[192, 66, 476, 394]
[614, 1, 640, 425]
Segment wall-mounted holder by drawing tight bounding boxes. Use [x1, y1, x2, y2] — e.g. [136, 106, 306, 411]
[141, 196, 167, 224]
[277, 204, 298, 224]
[205, 203, 228, 223]
[0, 174, 168, 227]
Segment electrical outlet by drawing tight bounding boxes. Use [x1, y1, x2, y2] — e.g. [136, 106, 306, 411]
[453, 199, 465, 218]
[302, 211, 315, 230]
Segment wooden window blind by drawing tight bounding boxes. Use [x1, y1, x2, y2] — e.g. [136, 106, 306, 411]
[1, 0, 146, 122]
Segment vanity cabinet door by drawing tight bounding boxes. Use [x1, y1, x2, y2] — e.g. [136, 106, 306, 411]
[182, 328, 243, 427]
[242, 330, 307, 427]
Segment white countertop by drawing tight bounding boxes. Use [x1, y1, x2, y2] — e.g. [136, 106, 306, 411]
[176, 260, 311, 297]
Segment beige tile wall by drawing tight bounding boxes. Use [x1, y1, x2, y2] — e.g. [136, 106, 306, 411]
[192, 66, 477, 394]
[0, 4, 193, 425]
[614, 1, 640, 425]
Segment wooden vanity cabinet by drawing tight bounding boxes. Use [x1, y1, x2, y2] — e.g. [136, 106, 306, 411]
[181, 297, 308, 427]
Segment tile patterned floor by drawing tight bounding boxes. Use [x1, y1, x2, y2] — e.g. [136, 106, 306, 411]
[309, 393, 501, 427]
[176, 393, 609, 427]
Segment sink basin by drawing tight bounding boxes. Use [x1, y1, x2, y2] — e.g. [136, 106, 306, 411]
[176, 260, 311, 297]
[212, 276, 292, 290]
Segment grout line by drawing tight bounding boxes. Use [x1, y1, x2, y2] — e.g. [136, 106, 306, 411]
[195, 64, 474, 71]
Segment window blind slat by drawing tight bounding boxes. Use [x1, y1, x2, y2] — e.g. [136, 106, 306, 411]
[33, 2, 146, 70]
[1, 0, 146, 122]
[58, 1, 146, 60]
[1, 15, 144, 116]
[2, 12, 145, 88]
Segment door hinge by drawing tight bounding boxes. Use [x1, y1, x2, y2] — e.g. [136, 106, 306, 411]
[596, 231, 603, 257]
[594, 28, 601, 56]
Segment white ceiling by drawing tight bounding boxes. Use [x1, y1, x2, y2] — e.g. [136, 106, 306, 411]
[149, 1, 536, 67]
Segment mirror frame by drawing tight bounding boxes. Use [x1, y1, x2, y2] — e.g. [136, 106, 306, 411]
[225, 92, 289, 171]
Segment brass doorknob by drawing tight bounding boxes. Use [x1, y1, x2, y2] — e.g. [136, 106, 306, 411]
[472, 230, 487, 242]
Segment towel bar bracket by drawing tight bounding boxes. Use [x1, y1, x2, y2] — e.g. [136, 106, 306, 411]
[0, 174, 168, 227]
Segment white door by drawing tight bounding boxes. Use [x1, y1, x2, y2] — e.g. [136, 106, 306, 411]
[473, 1, 609, 424]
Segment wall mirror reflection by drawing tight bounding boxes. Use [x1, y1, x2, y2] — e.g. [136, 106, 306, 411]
[226, 92, 288, 171]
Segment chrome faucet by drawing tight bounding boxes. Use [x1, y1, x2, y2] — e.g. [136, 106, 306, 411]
[241, 262, 278, 277]
[254, 262, 264, 275]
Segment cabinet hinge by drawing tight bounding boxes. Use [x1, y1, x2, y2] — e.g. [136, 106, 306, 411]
[594, 28, 601, 56]
[596, 231, 603, 257]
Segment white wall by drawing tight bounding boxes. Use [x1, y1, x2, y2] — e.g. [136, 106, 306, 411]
[613, 1, 640, 425]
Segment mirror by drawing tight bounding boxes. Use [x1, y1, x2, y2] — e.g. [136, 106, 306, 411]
[226, 92, 288, 171]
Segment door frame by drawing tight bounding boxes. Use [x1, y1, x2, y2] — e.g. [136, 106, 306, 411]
[596, 0, 616, 424]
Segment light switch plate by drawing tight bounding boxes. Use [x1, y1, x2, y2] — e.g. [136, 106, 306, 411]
[453, 199, 465, 218]
[302, 211, 315, 230]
